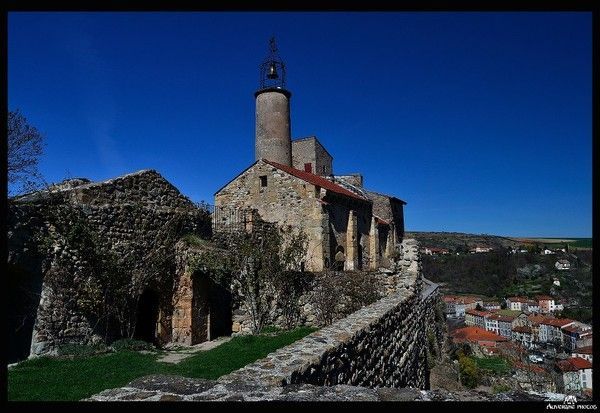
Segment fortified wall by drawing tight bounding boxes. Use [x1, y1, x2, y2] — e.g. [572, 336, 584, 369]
[7, 170, 210, 361]
[90, 239, 453, 401]
[219, 239, 431, 389]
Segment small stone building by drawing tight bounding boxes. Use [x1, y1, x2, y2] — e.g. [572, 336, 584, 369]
[7, 170, 219, 361]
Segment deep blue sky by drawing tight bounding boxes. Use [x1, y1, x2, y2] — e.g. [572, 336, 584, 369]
[8, 12, 592, 237]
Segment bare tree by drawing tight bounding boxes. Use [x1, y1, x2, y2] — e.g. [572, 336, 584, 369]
[8, 109, 45, 196]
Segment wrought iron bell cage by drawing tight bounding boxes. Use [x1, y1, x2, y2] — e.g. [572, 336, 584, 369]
[258, 38, 286, 90]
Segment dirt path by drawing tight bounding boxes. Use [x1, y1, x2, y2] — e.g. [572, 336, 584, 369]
[157, 336, 232, 364]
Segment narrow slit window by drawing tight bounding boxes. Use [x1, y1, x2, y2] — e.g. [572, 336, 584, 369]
[259, 175, 267, 187]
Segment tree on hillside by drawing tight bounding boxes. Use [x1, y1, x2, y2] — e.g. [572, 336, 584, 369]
[8, 109, 45, 196]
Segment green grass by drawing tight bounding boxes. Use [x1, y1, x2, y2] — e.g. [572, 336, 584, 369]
[495, 309, 522, 317]
[8, 326, 316, 401]
[474, 356, 511, 375]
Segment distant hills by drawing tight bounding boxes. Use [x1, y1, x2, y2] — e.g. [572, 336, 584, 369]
[405, 231, 592, 251]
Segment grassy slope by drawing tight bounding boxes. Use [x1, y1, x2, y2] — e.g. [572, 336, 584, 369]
[8, 326, 316, 401]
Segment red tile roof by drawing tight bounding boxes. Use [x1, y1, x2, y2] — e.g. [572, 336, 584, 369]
[542, 318, 575, 328]
[451, 327, 508, 344]
[512, 326, 532, 334]
[561, 324, 592, 334]
[527, 315, 547, 325]
[487, 313, 516, 322]
[557, 357, 592, 372]
[465, 309, 490, 317]
[573, 346, 593, 355]
[535, 295, 554, 301]
[507, 296, 529, 303]
[264, 160, 369, 202]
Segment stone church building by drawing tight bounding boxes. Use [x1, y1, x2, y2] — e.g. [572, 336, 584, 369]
[7, 41, 408, 362]
[215, 43, 405, 272]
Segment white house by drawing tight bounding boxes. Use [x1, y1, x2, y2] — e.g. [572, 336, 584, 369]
[555, 259, 571, 270]
[556, 357, 593, 392]
[506, 296, 528, 311]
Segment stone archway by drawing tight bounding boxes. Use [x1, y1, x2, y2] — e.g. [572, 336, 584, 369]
[134, 289, 160, 344]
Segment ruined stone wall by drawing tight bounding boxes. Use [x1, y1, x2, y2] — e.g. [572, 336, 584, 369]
[221, 239, 433, 389]
[215, 160, 326, 271]
[7, 170, 209, 359]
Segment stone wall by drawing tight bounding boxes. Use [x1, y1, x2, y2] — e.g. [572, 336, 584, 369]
[291, 136, 333, 176]
[87, 374, 575, 401]
[215, 159, 330, 271]
[7, 170, 210, 360]
[220, 239, 431, 389]
[367, 190, 405, 241]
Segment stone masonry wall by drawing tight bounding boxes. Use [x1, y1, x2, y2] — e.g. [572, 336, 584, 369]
[291, 136, 333, 176]
[219, 239, 431, 389]
[7, 170, 209, 359]
[215, 160, 327, 271]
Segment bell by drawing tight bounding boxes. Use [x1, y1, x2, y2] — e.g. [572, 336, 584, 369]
[267, 63, 278, 79]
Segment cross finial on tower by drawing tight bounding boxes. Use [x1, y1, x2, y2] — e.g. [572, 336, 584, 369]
[269, 36, 278, 55]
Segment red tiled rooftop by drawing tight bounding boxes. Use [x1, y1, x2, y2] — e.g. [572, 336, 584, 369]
[562, 324, 592, 334]
[465, 309, 490, 317]
[536, 295, 554, 301]
[264, 160, 368, 201]
[557, 357, 592, 372]
[507, 296, 529, 303]
[451, 327, 508, 343]
[527, 315, 547, 325]
[487, 313, 516, 322]
[542, 318, 575, 328]
[573, 346, 593, 355]
[512, 326, 532, 334]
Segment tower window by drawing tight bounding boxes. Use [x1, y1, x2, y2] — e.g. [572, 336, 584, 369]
[259, 175, 268, 187]
[322, 166, 326, 173]
[304, 163, 313, 173]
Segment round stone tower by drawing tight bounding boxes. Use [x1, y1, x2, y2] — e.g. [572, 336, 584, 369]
[254, 38, 292, 166]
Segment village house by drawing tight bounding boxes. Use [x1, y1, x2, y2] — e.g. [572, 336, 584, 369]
[465, 309, 489, 328]
[561, 322, 593, 352]
[506, 296, 529, 312]
[525, 299, 540, 314]
[442, 295, 482, 318]
[482, 301, 501, 311]
[527, 314, 548, 344]
[542, 248, 556, 255]
[513, 362, 556, 393]
[539, 318, 575, 348]
[536, 295, 556, 313]
[512, 326, 534, 349]
[555, 357, 593, 392]
[422, 247, 449, 255]
[451, 326, 508, 352]
[571, 346, 593, 363]
[469, 245, 493, 253]
[555, 259, 571, 271]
